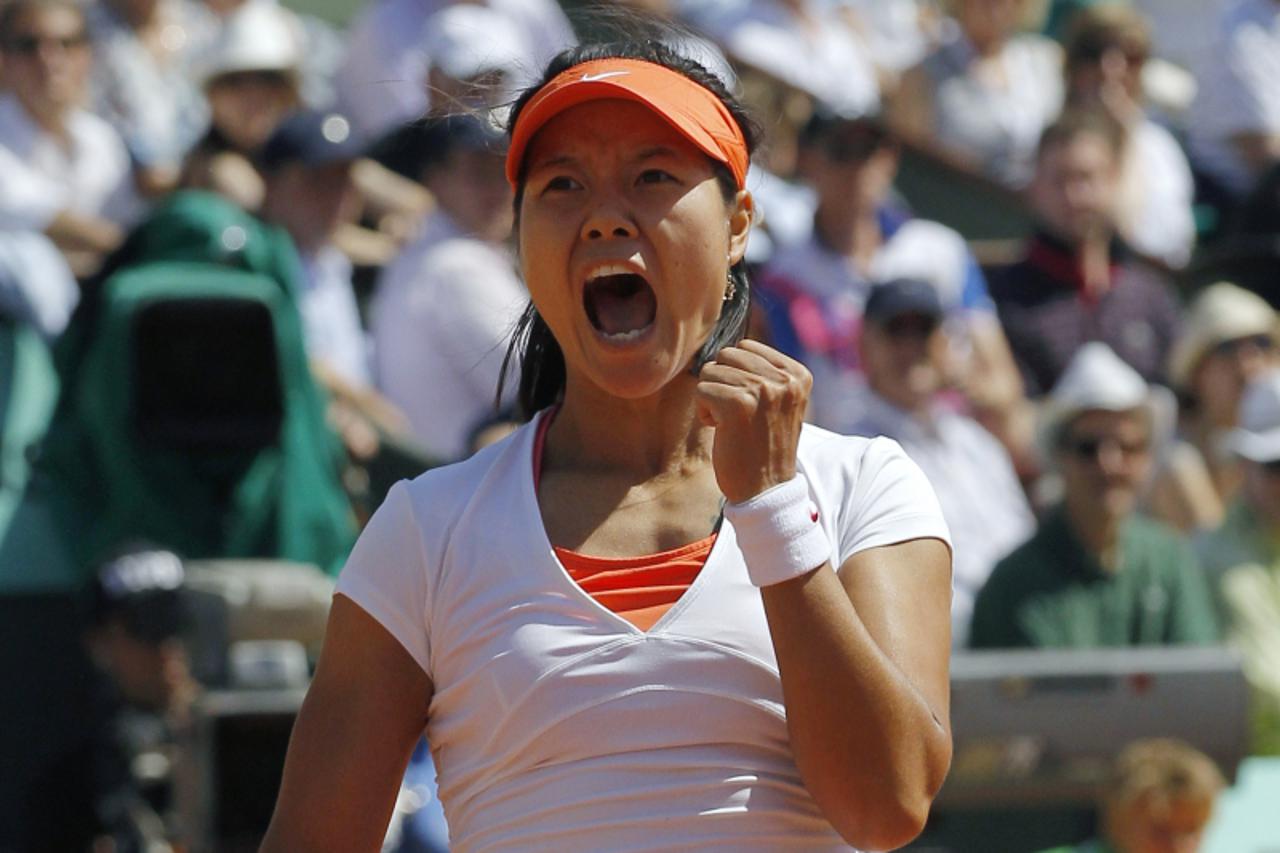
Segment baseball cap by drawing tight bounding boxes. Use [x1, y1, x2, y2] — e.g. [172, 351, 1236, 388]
[91, 547, 190, 645]
[259, 110, 363, 172]
[863, 278, 943, 326]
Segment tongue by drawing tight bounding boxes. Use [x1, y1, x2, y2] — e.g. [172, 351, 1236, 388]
[586, 275, 656, 336]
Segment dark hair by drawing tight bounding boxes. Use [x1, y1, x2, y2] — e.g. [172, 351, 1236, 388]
[0, 0, 85, 46]
[1036, 108, 1126, 163]
[1064, 4, 1150, 74]
[497, 24, 761, 418]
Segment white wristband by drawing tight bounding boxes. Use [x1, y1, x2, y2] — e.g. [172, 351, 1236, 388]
[724, 473, 831, 588]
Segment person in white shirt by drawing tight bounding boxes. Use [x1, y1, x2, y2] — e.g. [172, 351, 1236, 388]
[371, 114, 523, 462]
[0, 0, 140, 288]
[832, 278, 1034, 646]
[264, 28, 953, 853]
[1062, 4, 1196, 268]
[890, 0, 1063, 188]
[1187, 0, 1280, 204]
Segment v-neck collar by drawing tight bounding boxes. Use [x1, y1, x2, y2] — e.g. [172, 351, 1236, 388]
[519, 408, 731, 637]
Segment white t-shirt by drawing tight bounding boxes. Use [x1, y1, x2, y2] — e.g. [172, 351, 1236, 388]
[1119, 118, 1196, 269]
[0, 95, 139, 232]
[299, 245, 371, 386]
[371, 214, 526, 461]
[1187, 0, 1280, 197]
[336, 416, 951, 852]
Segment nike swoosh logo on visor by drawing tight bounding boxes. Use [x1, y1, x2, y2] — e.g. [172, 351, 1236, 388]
[580, 71, 629, 82]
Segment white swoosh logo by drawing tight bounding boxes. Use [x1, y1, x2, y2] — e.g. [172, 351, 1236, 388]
[580, 71, 629, 82]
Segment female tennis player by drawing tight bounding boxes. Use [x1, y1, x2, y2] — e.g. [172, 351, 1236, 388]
[263, 36, 953, 853]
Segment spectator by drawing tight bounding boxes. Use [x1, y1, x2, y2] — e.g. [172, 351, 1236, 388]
[182, 1, 304, 210]
[1187, 0, 1280, 208]
[836, 278, 1035, 646]
[0, 0, 140, 265]
[335, 0, 573, 141]
[258, 109, 371, 388]
[1063, 4, 1195, 268]
[890, 0, 1063, 188]
[681, 0, 880, 119]
[198, 0, 343, 111]
[24, 546, 199, 852]
[757, 109, 1030, 456]
[1038, 738, 1226, 853]
[1196, 367, 1280, 754]
[87, 0, 213, 193]
[970, 342, 1219, 648]
[371, 114, 523, 461]
[989, 110, 1182, 396]
[1151, 282, 1279, 533]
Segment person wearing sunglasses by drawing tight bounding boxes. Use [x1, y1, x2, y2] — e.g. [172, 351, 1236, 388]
[970, 342, 1219, 649]
[1149, 282, 1280, 534]
[0, 0, 139, 271]
[834, 278, 1034, 648]
[1196, 367, 1280, 755]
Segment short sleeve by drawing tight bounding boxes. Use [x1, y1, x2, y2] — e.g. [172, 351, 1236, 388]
[334, 481, 433, 676]
[837, 436, 952, 565]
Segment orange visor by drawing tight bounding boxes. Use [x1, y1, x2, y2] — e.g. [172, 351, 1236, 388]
[505, 58, 749, 190]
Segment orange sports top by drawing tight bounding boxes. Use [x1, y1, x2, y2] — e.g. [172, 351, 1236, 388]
[534, 409, 716, 631]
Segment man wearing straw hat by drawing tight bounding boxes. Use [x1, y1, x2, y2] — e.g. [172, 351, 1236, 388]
[1196, 367, 1280, 754]
[970, 342, 1219, 649]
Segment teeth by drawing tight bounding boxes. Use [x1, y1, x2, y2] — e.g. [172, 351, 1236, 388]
[602, 327, 648, 342]
[587, 263, 642, 281]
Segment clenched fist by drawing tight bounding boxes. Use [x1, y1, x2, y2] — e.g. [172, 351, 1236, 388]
[695, 339, 812, 504]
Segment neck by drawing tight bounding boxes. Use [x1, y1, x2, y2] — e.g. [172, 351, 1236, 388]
[814, 204, 880, 260]
[18, 96, 71, 139]
[547, 374, 713, 480]
[1064, 498, 1124, 570]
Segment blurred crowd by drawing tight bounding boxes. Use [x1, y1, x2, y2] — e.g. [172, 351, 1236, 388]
[3, 0, 1280, 850]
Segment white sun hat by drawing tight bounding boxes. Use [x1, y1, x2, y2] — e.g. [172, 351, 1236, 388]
[1222, 368, 1280, 463]
[197, 2, 303, 89]
[1168, 282, 1278, 391]
[1038, 342, 1176, 456]
[422, 3, 532, 84]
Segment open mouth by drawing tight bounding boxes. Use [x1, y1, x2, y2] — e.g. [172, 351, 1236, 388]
[583, 270, 656, 343]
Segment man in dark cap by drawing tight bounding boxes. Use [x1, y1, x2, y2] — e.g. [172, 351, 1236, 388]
[259, 109, 372, 389]
[836, 278, 1035, 647]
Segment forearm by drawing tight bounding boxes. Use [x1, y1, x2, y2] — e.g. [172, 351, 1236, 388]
[761, 565, 950, 850]
[44, 210, 124, 255]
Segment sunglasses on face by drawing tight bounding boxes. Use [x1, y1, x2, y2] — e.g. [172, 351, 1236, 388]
[1258, 459, 1280, 477]
[1210, 333, 1275, 360]
[1060, 433, 1150, 461]
[4, 32, 88, 55]
[881, 315, 940, 340]
[1072, 39, 1148, 66]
